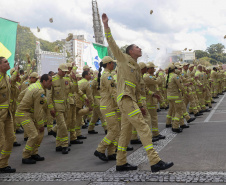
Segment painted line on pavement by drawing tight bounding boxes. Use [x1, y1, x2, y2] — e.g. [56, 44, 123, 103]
[204, 93, 226, 123]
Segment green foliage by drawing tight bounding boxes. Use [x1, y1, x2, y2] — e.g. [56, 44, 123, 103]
[206, 43, 225, 54]
[194, 50, 209, 59]
[16, 24, 64, 63]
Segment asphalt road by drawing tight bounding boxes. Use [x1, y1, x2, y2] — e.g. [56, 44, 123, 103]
[1, 94, 226, 184]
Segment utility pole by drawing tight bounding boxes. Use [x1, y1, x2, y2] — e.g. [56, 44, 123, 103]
[92, 0, 104, 44]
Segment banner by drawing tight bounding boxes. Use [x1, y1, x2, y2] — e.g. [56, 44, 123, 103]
[0, 17, 18, 71]
[83, 42, 108, 71]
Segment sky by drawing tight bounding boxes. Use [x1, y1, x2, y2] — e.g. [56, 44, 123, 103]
[1, 0, 226, 66]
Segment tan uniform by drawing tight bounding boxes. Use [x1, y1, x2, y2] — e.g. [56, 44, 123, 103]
[49, 74, 81, 147]
[96, 69, 120, 155]
[15, 81, 46, 158]
[105, 27, 160, 166]
[75, 78, 94, 136]
[166, 72, 186, 129]
[88, 77, 107, 131]
[0, 72, 15, 168]
[143, 74, 161, 137]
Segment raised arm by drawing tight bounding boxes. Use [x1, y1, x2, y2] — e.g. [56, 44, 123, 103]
[102, 13, 125, 62]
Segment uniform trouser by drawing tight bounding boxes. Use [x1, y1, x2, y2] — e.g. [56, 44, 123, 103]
[169, 99, 183, 129]
[117, 96, 161, 166]
[166, 103, 173, 125]
[147, 105, 159, 137]
[205, 88, 212, 107]
[188, 92, 199, 114]
[157, 92, 167, 108]
[194, 92, 201, 112]
[0, 110, 15, 168]
[179, 101, 190, 126]
[197, 92, 206, 110]
[56, 111, 68, 147]
[97, 111, 120, 155]
[75, 107, 90, 137]
[21, 119, 44, 158]
[47, 110, 54, 132]
[66, 104, 77, 141]
[212, 84, 218, 97]
[131, 104, 151, 140]
[88, 106, 107, 131]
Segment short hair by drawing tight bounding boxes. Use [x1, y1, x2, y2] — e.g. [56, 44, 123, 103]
[126, 44, 135, 55]
[0, 57, 5, 64]
[40, 74, 50, 82]
[48, 71, 54, 75]
[20, 69, 24, 75]
[82, 71, 89, 78]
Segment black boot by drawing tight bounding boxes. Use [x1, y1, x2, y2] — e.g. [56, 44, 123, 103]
[172, 128, 183, 133]
[16, 129, 24, 134]
[48, 130, 56, 136]
[70, 140, 83, 144]
[88, 130, 98, 134]
[22, 157, 36, 164]
[31, 154, 45, 161]
[62, 147, 70, 154]
[24, 137, 28, 141]
[130, 139, 142, 144]
[0, 166, 16, 173]
[152, 137, 159, 142]
[127, 146, 133, 151]
[116, 163, 137, 171]
[187, 117, 196, 123]
[13, 142, 21, 147]
[166, 124, 172, 128]
[180, 125, 190, 129]
[151, 160, 174, 172]
[94, 150, 108, 161]
[108, 154, 117, 160]
[77, 135, 87, 139]
[105, 130, 108, 134]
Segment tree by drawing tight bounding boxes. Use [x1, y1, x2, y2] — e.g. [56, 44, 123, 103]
[194, 50, 209, 59]
[206, 43, 225, 54]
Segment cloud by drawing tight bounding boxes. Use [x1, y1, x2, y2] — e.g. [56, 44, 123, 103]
[1, 0, 226, 62]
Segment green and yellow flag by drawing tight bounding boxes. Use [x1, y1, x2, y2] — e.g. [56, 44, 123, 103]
[0, 17, 18, 70]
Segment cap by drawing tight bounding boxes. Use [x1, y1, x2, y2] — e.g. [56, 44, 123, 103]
[10, 68, 15, 76]
[76, 74, 82, 78]
[102, 56, 114, 64]
[59, 63, 69, 72]
[176, 65, 183, 69]
[147, 62, 158, 68]
[83, 65, 91, 70]
[183, 62, 189, 66]
[150, 10, 153, 14]
[167, 64, 175, 70]
[90, 69, 94, 73]
[138, 62, 146, 69]
[66, 63, 72, 68]
[189, 64, 194, 68]
[30, 72, 39, 78]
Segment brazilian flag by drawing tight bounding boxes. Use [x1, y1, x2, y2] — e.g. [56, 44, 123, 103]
[0, 17, 18, 71]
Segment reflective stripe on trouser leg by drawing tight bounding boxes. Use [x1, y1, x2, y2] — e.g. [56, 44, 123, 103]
[148, 105, 159, 137]
[21, 118, 39, 159]
[0, 111, 15, 168]
[88, 106, 99, 131]
[172, 100, 183, 129]
[56, 112, 68, 147]
[117, 96, 160, 166]
[166, 101, 174, 125]
[31, 122, 45, 155]
[131, 126, 138, 140]
[97, 111, 120, 155]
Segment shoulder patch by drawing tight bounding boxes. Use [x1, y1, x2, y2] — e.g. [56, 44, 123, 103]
[176, 76, 179, 79]
[149, 76, 153, 78]
[25, 82, 29, 84]
[108, 76, 112, 80]
[41, 94, 45, 98]
[65, 81, 69, 85]
[182, 73, 184, 76]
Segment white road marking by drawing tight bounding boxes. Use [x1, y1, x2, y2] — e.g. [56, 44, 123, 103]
[204, 94, 226, 122]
